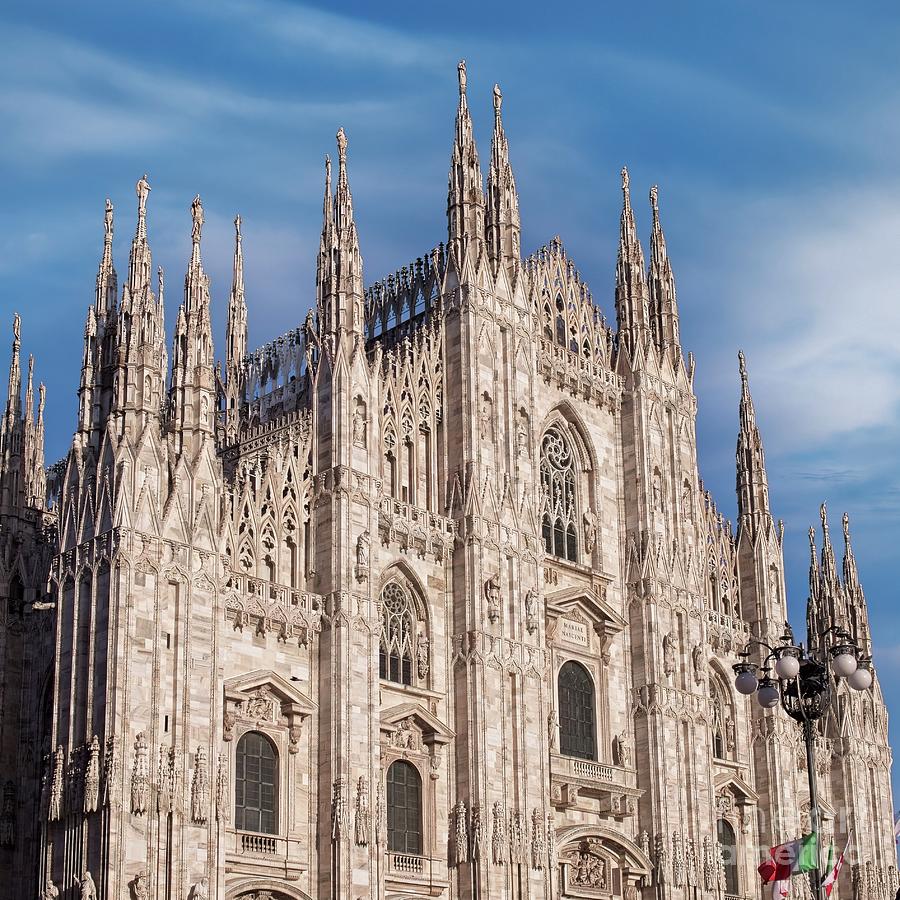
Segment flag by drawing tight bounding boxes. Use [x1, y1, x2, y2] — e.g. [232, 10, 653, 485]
[758, 833, 819, 883]
[822, 837, 849, 898]
[893, 813, 900, 842]
[772, 878, 790, 900]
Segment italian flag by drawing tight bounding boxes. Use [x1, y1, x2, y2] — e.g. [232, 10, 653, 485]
[822, 838, 849, 898]
[758, 833, 819, 884]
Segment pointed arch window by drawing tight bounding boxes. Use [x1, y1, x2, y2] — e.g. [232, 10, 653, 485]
[540, 427, 578, 562]
[710, 675, 734, 761]
[717, 818, 739, 894]
[379, 582, 415, 686]
[235, 731, 278, 835]
[387, 760, 422, 855]
[558, 661, 596, 760]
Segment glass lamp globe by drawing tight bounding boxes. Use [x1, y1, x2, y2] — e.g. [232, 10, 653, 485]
[774, 654, 800, 680]
[831, 652, 858, 677]
[756, 682, 780, 708]
[735, 671, 759, 695]
[847, 667, 872, 691]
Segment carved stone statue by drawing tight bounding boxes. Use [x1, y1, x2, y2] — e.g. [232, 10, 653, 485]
[583, 508, 597, 553]
[663, 632, 676, 678]
[457, 59, 467, 94]
[130, 871, 148, 900]
[136, 174, 151, 219]
[548, 708, 559, 751]
[531, 807, 544, 870]
[524, 587, 539, 634]
[48, 745, 64, 821]
[352, 403, 367, 447]
[484, 574, 501, 624]
[188, 878, 209, 900]
[416, 634, 429, 679]
[613, 732, 632, 768]
[78, 871, 97, 900]
[692, 644, 705, 685]
[570, 842, 606, 888]
[191, 195, 204, 243]
[40, 878, 59, 900]
[471, 804, 482, 860]
[356, 531, 369, 569]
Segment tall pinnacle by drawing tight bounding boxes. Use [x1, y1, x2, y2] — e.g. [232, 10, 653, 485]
[316, 129, 364, 336]
[841, 512, 871, 652]
[819, 502, 840, 592]
[127, 174, 153, 299]
[5, 313, 21, 423]
[647, 185, 681, 361]
[447, 60, 484, 252]
[615, 166, 650, 354]
[736, 352, 772, 540]
[485, 82, 521, 275]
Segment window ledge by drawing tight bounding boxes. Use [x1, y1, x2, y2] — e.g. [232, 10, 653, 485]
[379, 680, 443, 703]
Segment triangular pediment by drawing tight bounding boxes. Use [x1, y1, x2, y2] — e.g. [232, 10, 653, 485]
[225, 669, 316, 717]
[380, 701, 454, 746]
[714, 770, 760, 805]
[546, 583, 626, 634]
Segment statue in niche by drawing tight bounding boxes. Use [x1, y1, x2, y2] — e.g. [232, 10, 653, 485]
[652, 469, 664, 511]
[352, 399, 367, 447]
[356, 531, 369, 569]
[516, 409, 529, 457]
[130, 871, 148, 900]
[189, 879, 209, 900]
[663, 632, 677, 678]
[40, 879, 59, 900]
[78, 871, 97, 900]
[583, 508, 598, 554]
[692, 645, 705, 685]
[480, 392, 494, 441]
[484, 574, 501, 624]
[548, 708, 560, 751]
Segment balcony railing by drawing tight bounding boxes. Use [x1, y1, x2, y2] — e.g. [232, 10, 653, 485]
[240, 833, 278, 855]
[572, 759, 615, 782]
[552, 753, 631, 787]
[390, 853, 425, 874]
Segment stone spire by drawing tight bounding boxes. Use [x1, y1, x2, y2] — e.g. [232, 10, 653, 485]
[127, 174, 153, 301]
[447, 60, 484, 256]
[169, 194, 216, 453]
[819, 502, 841, 600]
[225, 214, 248, 440]
[841, 512, 871, 653]
[4, 313, 21, 427]
[316, 130, 364, 338]
[97, 199, 118, 320]
[647, 185, 681, 362]
[485, 82, 520, 276]
[614, 167, 650, 355]
[735, 351, 772, 538]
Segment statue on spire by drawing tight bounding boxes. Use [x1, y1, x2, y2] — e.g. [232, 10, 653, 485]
[191, 195, 204, 243]
[738, 349, 747, 380]
[493, 83, 502, 114]
[621, 166, 630, 193]
[336, 127, 348, 165]
[136, 174, 151, 219]
[104, 200, 114, 243]
[12, 312, 20, 347]
[234, 213, 242, 240]
[650, 184, 659, 216]
[458, 59, 467, 95]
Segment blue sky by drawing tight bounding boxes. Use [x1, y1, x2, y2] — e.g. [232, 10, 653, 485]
[3, 1, 900, 782]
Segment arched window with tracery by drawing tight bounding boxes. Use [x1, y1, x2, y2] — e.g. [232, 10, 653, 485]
[541, 426, 578, 562]
[235, 731, 278, 834]
[558, 660, 596, 760]
[387, 760, 422, 855]
[717, 818, 739, 894]
[379, 582, 415, 686]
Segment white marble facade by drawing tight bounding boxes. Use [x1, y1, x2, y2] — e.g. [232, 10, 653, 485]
[0, 63, 894, 900]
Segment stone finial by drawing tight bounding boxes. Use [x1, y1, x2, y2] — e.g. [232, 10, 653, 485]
[12, 312, 20, 347]
[650, 184, 660, 218]
[493, 83, 502, 114]
[820, 501, 829, 530]
[234, 214, 242, 239]
[738, 349, 747, 380]
[336, 127, 348, 163]
[842, 511, 851, 545]
[157, 266, 164, 301]
[457, 59, 467, 95]
[621, 166, 630, 194]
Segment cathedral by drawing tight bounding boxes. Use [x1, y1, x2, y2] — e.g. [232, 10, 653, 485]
[0, 61, 895, 900]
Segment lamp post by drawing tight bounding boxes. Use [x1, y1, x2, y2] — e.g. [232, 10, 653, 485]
[732, 624, 873, 900]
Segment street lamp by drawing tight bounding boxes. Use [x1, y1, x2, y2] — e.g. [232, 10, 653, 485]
[732, 624, 873, 900]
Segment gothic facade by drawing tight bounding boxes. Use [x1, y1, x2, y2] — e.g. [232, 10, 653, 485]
[0, 63, 894, 900]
